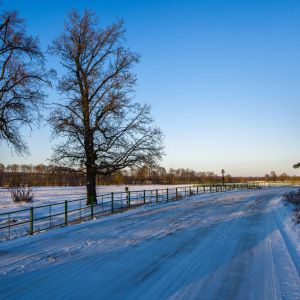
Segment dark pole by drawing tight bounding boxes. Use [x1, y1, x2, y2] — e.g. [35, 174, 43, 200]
[221, 169, 225, 186]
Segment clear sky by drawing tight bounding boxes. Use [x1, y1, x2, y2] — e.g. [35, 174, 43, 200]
[1, 0, 300, 177]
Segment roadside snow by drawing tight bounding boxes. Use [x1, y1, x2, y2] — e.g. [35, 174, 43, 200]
[0, 187, 300, 299]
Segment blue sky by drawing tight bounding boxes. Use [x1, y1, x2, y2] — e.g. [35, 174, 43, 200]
[1, 0, 300, 176]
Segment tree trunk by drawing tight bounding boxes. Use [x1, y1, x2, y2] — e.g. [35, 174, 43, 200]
[86, 168, 97, 205]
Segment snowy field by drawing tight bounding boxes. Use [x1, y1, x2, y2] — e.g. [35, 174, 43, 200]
[0, 184, 192, 241]
[0, 184, 190, 212]
[0, 184, 194, 240]
[1, 187, 300, 299]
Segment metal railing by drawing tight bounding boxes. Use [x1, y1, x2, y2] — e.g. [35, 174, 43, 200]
[0, 182, 261, 241]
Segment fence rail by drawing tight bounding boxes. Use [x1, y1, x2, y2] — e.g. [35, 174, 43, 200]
[0, 182, 262, 241]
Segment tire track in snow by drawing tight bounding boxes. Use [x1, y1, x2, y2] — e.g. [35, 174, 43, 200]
[0, 187, 299, 299]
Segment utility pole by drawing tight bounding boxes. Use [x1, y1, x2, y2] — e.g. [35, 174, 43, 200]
[221, 169, 225, 186]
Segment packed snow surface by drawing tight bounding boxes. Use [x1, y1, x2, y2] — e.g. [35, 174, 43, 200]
[1, 187, 300, 299]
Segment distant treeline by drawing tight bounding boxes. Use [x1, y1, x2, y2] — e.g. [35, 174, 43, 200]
[0, 164, 298, 187]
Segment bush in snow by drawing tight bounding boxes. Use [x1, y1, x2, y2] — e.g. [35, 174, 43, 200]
[283, 190, 300, 205]
[293, 208, 300, 224]
[283, 190, 300, 224]
[9, 184, 34, 203]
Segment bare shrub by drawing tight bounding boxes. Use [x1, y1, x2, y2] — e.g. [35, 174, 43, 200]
[293, 208, 300, 224]
[283, 190, 300, 224]
[9, 184, 34, 203]
[283, 190, 300, 205]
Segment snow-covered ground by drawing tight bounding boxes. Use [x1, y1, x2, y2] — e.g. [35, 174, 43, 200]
[0, 187, 300, 299]
[0, 184, 190, 212]
[0, 184, 196, 241]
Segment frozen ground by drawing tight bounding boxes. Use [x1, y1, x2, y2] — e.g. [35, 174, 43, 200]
[0, 184, 189, 212]
[0, 185, 194, 240]
[0, 187, 300, 299]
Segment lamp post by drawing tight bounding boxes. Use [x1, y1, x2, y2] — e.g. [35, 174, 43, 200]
[221, 169, 225, 186]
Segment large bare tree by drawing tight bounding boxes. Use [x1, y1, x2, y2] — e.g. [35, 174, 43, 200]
[49, 11, 164, 204]
[0, 11, 52, 154]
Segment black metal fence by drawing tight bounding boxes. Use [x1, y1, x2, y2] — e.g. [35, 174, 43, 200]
[0, 182, 261, 241]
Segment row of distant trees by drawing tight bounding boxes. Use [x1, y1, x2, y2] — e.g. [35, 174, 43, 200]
[0, 164, 228, 186]
[0, 9, 163, 204]
[1, 164, 297, 187]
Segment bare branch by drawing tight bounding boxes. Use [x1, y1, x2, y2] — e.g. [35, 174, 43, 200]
[0, 10, 54, 154]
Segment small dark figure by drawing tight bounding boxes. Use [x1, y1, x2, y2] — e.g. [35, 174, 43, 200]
[221, 169, 225, 186]
[125, 187, 129, 205]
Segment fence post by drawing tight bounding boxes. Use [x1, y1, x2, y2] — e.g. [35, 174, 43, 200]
[156, 189, 158, 203]
[167, 188, 169, 202]
[29, 207, 33, 235]
[8, 213, 10, 240]
[189, 186, 192, 195]
[128, 191, 131, 207]
[65, 201, 68, 225]
[203, 186, 205, 194]
[143, 190, 146, 204]
[176, 187, 178, 198]
[111, 192, 114, 213]
[197, 186, 199, 194]
[91, 196, 94, 219]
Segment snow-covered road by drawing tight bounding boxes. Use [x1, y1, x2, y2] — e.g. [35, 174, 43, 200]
[0, 187, 300, 299]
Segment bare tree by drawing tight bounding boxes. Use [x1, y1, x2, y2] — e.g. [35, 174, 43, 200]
[0, 10, 53, 154]
[9, 182, 34, 203]
[49, 11, 164, 204]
